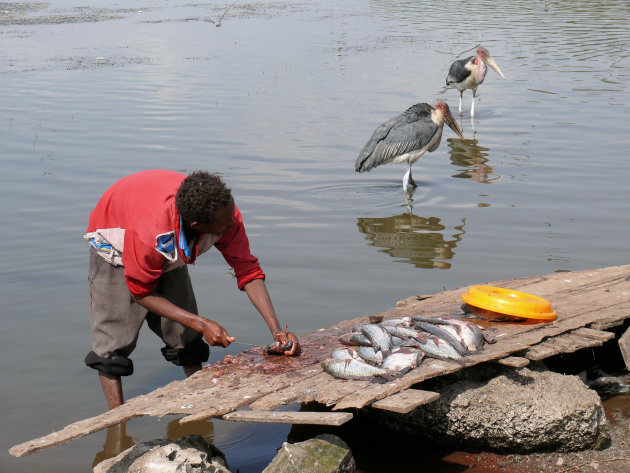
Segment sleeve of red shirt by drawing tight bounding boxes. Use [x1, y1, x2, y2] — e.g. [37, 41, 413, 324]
[214, 206, 265, 290]
[122, 230, 165, 297]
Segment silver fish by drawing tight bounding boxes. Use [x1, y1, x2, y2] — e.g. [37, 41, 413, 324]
[361, 324, 392, 355]
[380, 317, 412, 327]
[381, 347, 424, 373]
[381, 323, 421, 341]
[357, 345, 384, 366]
[331, 347, 362, 361]
[410, 333, 463, 361]
[415, 321, 469, 355]
[338, 332, 372, 347]
[321, 358, 393, 382]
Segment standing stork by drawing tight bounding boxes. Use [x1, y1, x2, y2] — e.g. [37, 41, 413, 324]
[446, 46, 505, 116]
[355, 101, 464, 189]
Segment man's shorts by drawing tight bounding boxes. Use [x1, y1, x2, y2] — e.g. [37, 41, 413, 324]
[85, 247, 209, 376]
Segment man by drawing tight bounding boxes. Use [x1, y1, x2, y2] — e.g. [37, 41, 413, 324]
[84, 170, 300, 409]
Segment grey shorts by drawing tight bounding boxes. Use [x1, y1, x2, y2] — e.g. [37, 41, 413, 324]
[85, 247, 209, 376]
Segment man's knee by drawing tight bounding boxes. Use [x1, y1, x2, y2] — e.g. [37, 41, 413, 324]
[85, 351, 134, 376]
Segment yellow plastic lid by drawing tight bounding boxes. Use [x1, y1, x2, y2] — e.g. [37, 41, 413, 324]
[461, 285, 557, 321]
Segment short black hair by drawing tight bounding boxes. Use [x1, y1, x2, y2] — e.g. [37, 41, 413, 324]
[176, 171, 232, 224]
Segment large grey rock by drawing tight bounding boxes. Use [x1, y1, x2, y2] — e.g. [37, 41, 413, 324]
[365, 364, 610, 453]
[93, 435, 231, 473]
[262, 434, 356, 473]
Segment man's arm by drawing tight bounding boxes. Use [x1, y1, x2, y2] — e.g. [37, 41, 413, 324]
[134, 294, 235, 347]
[243, 278, 301, 356]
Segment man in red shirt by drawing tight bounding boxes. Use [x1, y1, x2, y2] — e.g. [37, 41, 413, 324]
[84, 170, 300, 409]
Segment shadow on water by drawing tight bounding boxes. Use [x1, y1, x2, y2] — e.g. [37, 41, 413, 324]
[356, 210, 466, 269]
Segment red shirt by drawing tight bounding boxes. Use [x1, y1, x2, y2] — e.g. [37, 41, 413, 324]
[85, 170, 264, 297]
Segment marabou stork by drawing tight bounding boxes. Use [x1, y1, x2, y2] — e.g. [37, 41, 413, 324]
[446, 46, 505, 116]
[355, 101, 464, 189]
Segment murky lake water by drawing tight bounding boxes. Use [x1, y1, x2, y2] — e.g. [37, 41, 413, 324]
[2, 0, 629, 471]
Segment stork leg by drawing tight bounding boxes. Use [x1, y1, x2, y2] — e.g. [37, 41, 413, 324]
[458, 91, 463, 114]
[402, 162, 417, 189]
[471, 89, 476, 117]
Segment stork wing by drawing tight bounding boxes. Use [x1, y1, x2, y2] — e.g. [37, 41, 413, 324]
[355, 103, 438, 172]
[446, 56, 474, 86]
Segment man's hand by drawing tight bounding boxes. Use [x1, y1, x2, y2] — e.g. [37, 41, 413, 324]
[199, 318, 236, 347]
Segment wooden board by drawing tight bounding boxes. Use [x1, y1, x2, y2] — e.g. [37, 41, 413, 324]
[10, 264, 630, 458]
[619, 326, 630, 371]
[371, 389, 439, 414]
[221, 410, 353, 425]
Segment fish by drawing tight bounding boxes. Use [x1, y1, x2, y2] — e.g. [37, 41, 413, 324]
[415, 321, 469, 355]
[321, 358, 395, 382]
[331, 347, 362, 361]
[412, 316, 495, 351]
[381, 347, 424, 373]
[357, 345, 384, 366]
[381, 323, 422, 341]
[380, 317, 412, 327]
[361, 324, 392, 355]
[338, 332, 372, 347]
[408, 332, 464, 361]
[264, 338, 293, 355]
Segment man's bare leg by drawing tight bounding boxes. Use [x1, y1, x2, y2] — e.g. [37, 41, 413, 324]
[99, 371, 124, 410]
[183, 364, 202, 377]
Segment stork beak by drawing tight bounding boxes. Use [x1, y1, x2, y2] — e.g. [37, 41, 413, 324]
[485, 56, 505, 79]
[444, 110, 464, 140]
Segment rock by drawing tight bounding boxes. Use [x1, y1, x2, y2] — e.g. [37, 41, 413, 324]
[262, 434, 356, 473]
[93, 435, 231, 473]
[364, 364, 610, 453]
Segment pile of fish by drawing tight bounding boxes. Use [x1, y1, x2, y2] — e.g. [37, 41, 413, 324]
[321, 316, 496, 382]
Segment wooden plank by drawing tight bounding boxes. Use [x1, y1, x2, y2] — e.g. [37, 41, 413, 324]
[495, 356, 530, 368]
[9, 409, 142, 458]
[249, 372, 331, 410]
[221, 410, 353, 426]
[619, 326, 630, 371]
[372, 389, 439, 414]
[572, 327, 616, 342]
[591, 318, 626, 331]
[10, 265, 630, 458]
[523, 332, 609, 361]
[178, 364, 323, 424]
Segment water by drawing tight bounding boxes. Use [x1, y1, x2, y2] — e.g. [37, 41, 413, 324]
[1, 0, 629, 471]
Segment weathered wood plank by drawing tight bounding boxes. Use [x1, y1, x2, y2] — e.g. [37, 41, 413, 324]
[495, 356, 530, 368]
[523, 331, 611, 361]
[178, 364, 323, 424]
[221, 410, 353, 426]
[572, 327, 616, 342]
[372, 389, 439, 414]
[10, 265, 630, 458]
[249, 372, 331, 410]
[9, 409, 142, 458]
[619, 326, 630, 371]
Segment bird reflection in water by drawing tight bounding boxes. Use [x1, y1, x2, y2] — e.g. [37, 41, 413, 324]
[356, 212, 466, 269]
[447, 135, 501, 185]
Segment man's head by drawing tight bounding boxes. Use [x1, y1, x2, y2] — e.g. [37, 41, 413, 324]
[176, 171, 234, 235]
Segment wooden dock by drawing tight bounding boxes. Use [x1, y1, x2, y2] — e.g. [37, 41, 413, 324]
[10, 264, 630, 458]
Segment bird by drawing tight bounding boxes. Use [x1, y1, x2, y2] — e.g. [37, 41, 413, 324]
[446, 46, 505, 116]
[355, 101, 464, 189]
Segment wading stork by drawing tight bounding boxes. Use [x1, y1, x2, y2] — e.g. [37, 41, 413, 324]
[355, 101, 464, 189]
[446, 46, 505, 116]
